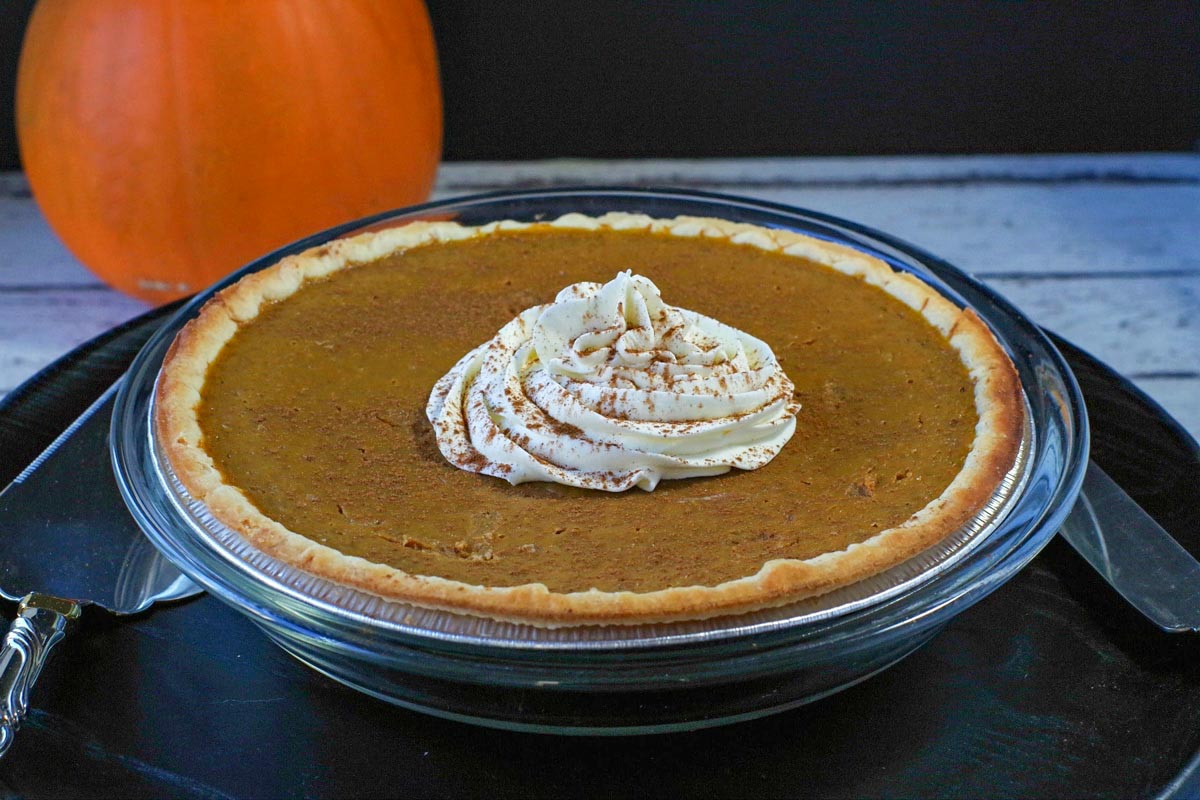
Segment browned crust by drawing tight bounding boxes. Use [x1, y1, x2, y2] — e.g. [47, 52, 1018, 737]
[154, 213, 1025, 627]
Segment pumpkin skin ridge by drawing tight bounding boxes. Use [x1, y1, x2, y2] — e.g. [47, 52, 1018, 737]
[17, 0, 443, 305]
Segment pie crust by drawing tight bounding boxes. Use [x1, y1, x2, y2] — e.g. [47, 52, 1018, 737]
[154, 213, 1025, 626]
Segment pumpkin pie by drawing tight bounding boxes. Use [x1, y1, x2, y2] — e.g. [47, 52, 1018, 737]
[154, 213, 1024, 626]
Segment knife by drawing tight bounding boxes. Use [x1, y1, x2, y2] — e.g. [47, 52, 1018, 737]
[0, 380, 202, 756]
[1059, 460, 1200, 633]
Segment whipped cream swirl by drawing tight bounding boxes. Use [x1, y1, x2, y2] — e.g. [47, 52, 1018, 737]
[426, 272, 801, 492]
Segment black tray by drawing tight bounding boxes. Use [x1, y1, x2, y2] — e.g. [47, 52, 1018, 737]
[1, 304, 1198, 799]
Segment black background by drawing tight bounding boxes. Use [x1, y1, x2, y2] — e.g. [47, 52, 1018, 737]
[2, 1, 1198, 169]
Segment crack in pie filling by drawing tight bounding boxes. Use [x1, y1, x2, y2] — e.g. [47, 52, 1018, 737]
[154, 213, 1024, 626]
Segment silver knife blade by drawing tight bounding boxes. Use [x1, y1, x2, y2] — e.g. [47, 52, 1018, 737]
[0, 380, 200, 613]
[1059, 460, 1200, 633]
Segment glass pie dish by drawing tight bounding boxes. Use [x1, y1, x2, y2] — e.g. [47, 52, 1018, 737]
[111, 188, 1088, 734]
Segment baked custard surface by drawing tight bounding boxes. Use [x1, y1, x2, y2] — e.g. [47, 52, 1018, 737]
[156, 216, 1022, 624]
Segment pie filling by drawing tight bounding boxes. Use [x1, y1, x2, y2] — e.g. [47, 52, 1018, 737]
[194, 228, 977, 594]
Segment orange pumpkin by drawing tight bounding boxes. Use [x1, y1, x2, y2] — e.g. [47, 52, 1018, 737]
[17, 0, 442, 304]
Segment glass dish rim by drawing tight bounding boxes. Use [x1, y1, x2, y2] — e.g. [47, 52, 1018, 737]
[111, 186, 1090, 655]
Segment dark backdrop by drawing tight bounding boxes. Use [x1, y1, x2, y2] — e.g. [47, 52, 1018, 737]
[2, 1, 1198, 169]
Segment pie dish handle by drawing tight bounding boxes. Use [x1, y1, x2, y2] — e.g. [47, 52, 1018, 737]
[0, 593, 82, 757]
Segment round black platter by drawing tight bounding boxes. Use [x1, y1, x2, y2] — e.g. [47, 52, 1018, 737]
[0, 304, 1197, 799]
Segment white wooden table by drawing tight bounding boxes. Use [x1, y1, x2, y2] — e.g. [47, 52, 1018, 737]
[2, 154, 1197, 439]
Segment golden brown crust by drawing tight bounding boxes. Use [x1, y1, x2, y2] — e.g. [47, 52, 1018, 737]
[154, 213, 1025, 627]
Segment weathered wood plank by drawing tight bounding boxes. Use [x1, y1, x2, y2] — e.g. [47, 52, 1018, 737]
[0, 290, 148, 394]
[747, 184, 1200, 279]
[2, 276, 1191, 382]
[0, 157, 1196, 440]
[8, 155, 1195, 208]
[432, 154, 1200, 190]
[4, 158, 1197, 287]
[1132, 378, 1200, 442]
[1, 275, 1195, 438]
[984, 275, 1198, 376]
[0, 194, 106, 289]
[6, 182, 1196, 288]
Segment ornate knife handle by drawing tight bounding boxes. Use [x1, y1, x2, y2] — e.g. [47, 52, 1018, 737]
[0, 593, 81, 757]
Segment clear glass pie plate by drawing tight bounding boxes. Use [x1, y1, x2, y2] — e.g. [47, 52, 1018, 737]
[111, 189, 1088, 734]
